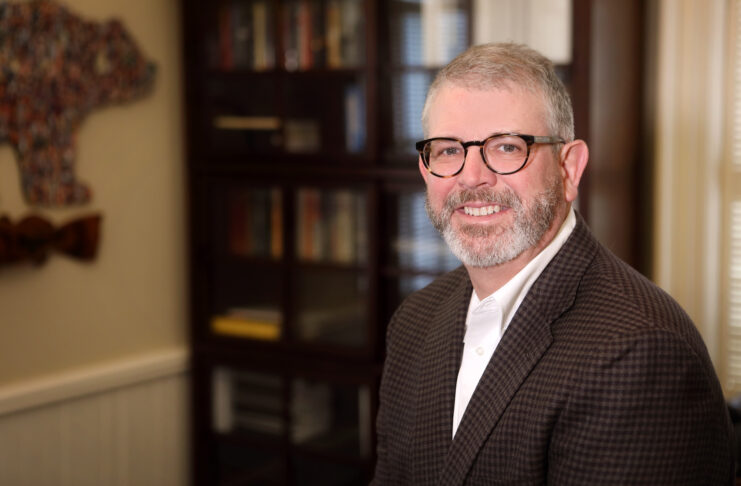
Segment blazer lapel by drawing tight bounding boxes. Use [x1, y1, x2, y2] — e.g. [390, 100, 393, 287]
[437, 214, 599, 485]
[412, 268, 472, 484]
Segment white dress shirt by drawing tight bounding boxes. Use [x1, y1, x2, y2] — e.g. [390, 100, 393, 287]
[452, 208, 576, 437]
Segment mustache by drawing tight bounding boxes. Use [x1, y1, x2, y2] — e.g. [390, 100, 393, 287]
[443, 188, 523, 213]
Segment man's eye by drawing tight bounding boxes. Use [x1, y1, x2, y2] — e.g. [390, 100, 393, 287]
[499, 144, 518, 153]
[431, 144, 461, 158]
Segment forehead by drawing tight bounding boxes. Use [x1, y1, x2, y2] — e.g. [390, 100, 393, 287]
[426, 82, 549, 138]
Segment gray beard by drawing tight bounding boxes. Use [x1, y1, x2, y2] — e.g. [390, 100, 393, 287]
[425, 181, 562, 268]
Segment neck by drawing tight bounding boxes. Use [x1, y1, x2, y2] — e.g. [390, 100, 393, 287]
[465, 205, 571, 299]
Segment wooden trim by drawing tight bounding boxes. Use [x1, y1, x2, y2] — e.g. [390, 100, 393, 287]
[0, 348, 189, 416]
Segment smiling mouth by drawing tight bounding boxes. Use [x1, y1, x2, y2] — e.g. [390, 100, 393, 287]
[462, 204, 503, 217]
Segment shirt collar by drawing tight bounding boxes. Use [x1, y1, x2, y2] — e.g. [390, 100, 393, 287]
[469, 207, 577, 328]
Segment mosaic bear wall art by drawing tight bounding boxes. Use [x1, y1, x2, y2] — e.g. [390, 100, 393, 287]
[0, 0, 156, 206]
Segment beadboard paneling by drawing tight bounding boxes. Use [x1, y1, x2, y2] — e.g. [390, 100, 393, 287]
[0, 350, 190, 486]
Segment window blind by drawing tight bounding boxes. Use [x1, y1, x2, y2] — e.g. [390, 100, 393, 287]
[725, 0, 741, 393]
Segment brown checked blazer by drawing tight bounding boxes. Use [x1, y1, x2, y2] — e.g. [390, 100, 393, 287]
[373, 213, 735, 485]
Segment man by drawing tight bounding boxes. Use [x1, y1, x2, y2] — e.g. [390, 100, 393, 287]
[373, 43, 735, 485]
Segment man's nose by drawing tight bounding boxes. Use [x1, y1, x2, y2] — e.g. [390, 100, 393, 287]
[457, 147, 497, 189]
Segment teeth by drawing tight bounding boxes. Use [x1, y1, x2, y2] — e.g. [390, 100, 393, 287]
[464, 205, 502, 216]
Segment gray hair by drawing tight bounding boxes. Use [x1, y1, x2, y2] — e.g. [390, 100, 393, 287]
[421, 43, 574, 142]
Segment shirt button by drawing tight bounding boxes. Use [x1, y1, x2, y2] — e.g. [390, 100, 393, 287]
[476, 347, 484, 356]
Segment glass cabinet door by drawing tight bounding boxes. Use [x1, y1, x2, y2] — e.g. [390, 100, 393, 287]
[381, 187, 460, 321]
[294, 268, 369, 346]
[386, 0, 470, 158]
[290, 378, 372, 457]
[209, 185, 285, 342]
[294, 187, 368, 265]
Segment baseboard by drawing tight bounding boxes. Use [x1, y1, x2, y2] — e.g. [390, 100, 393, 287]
[0, 348, 190, 416]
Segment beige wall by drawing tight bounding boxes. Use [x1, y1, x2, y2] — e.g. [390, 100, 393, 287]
[651, 0, 726, 368]
[0, 0, 185, 386]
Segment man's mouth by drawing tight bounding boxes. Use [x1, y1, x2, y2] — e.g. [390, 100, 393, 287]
[462, 204, 503, 217]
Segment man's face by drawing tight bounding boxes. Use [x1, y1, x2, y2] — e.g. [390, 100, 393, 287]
[421, 83, 568, 268]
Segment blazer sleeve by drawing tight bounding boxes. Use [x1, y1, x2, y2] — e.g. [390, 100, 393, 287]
[371, 299, 404, 486]
[547, 328, 735, 485]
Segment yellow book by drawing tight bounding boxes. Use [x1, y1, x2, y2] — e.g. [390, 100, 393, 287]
[211, 315, 280, 341]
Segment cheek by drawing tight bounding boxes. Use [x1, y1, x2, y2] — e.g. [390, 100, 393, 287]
[425, 180, 455, 209]
[528, 159, 564, 195]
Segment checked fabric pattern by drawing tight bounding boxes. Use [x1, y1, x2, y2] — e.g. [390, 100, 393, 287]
[373, 212, 735, 485]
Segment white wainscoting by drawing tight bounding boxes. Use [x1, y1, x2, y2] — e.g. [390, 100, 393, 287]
[0, 349, 190, 486]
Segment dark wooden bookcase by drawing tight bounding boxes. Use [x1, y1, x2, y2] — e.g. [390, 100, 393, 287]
[182, 1, 647, 484]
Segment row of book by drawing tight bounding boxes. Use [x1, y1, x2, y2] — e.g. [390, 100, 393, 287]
[216, 0, 276, 71]
[212, 368, 284, 435]
[284, 0, 365, 71]
[227, 187, 283, 259]
[226, 186, 371, 263]
[215, 79, 366, 153]
[214, 0, 365, 72]
[295, 188, 368, 264]
[283, 82, 366, 153]
[211, 305, 367, 346]
[212, 368, 372, 456]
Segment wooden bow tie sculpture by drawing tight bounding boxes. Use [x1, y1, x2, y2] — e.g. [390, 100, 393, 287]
[0, 214, 101, 265]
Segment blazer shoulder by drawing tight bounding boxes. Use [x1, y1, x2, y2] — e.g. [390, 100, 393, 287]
[572, 240, 708, 355]
[400, 266, 469, 312]
[386, 266, 469, 340]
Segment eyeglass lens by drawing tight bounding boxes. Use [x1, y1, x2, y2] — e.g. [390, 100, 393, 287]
[423, 135, 529, 176]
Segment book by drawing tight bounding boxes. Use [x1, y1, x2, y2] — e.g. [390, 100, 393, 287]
[284, 119, 321, 153]
[291, 379, 332, 442]
[270, 188, 283, 258]
[211, 308, 282, 341]
[296, 188, 323, 260]
[330, 189, 355, 263]
[213, 367, 285, 435]
[252, 0, 275, 71]
[297, 0, 314, 69]
[233, 411, 284, 435]
[218, 2, 234, 70]
[344, 82, 366, 153]
[212, 367, 234, 433]
[283, 0, 300, 70]
[354, 191, 368, 264]
[297, 302, 365, 344]
[228, 192, 248, 255]
[295, 188, 369, 264]
[231, 1, 253, 69]
[340, 0, 364, 67]
[325, 0, 342, 68]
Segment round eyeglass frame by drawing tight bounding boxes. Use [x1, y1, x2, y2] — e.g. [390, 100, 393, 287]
[415, 133, 565, 178]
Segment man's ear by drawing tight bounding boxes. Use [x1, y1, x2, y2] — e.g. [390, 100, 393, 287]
[419, 156, 430, 184]
[560, 140, 589, 203]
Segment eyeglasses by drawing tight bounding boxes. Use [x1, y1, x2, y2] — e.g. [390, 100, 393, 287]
[415, 133, 565, 178]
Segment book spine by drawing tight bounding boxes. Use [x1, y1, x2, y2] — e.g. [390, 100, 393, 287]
[212, 367, 234, 433]
[298, 0, 313, 70]
[344, 82, 366, 152]
[252, 0, 268, 70]
[326, 0, 342, 68]
[332, 190, 354, 263]
[231, 1, 252, 69]
[270, 187, 283, 259]
[218, 2, 234, 70]
[340, 0, 364, 67]
[355, 191, 368, 264]
[211, 316, 281, 341]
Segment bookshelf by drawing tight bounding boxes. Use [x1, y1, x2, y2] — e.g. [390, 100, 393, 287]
[183, 0, 647, 484]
